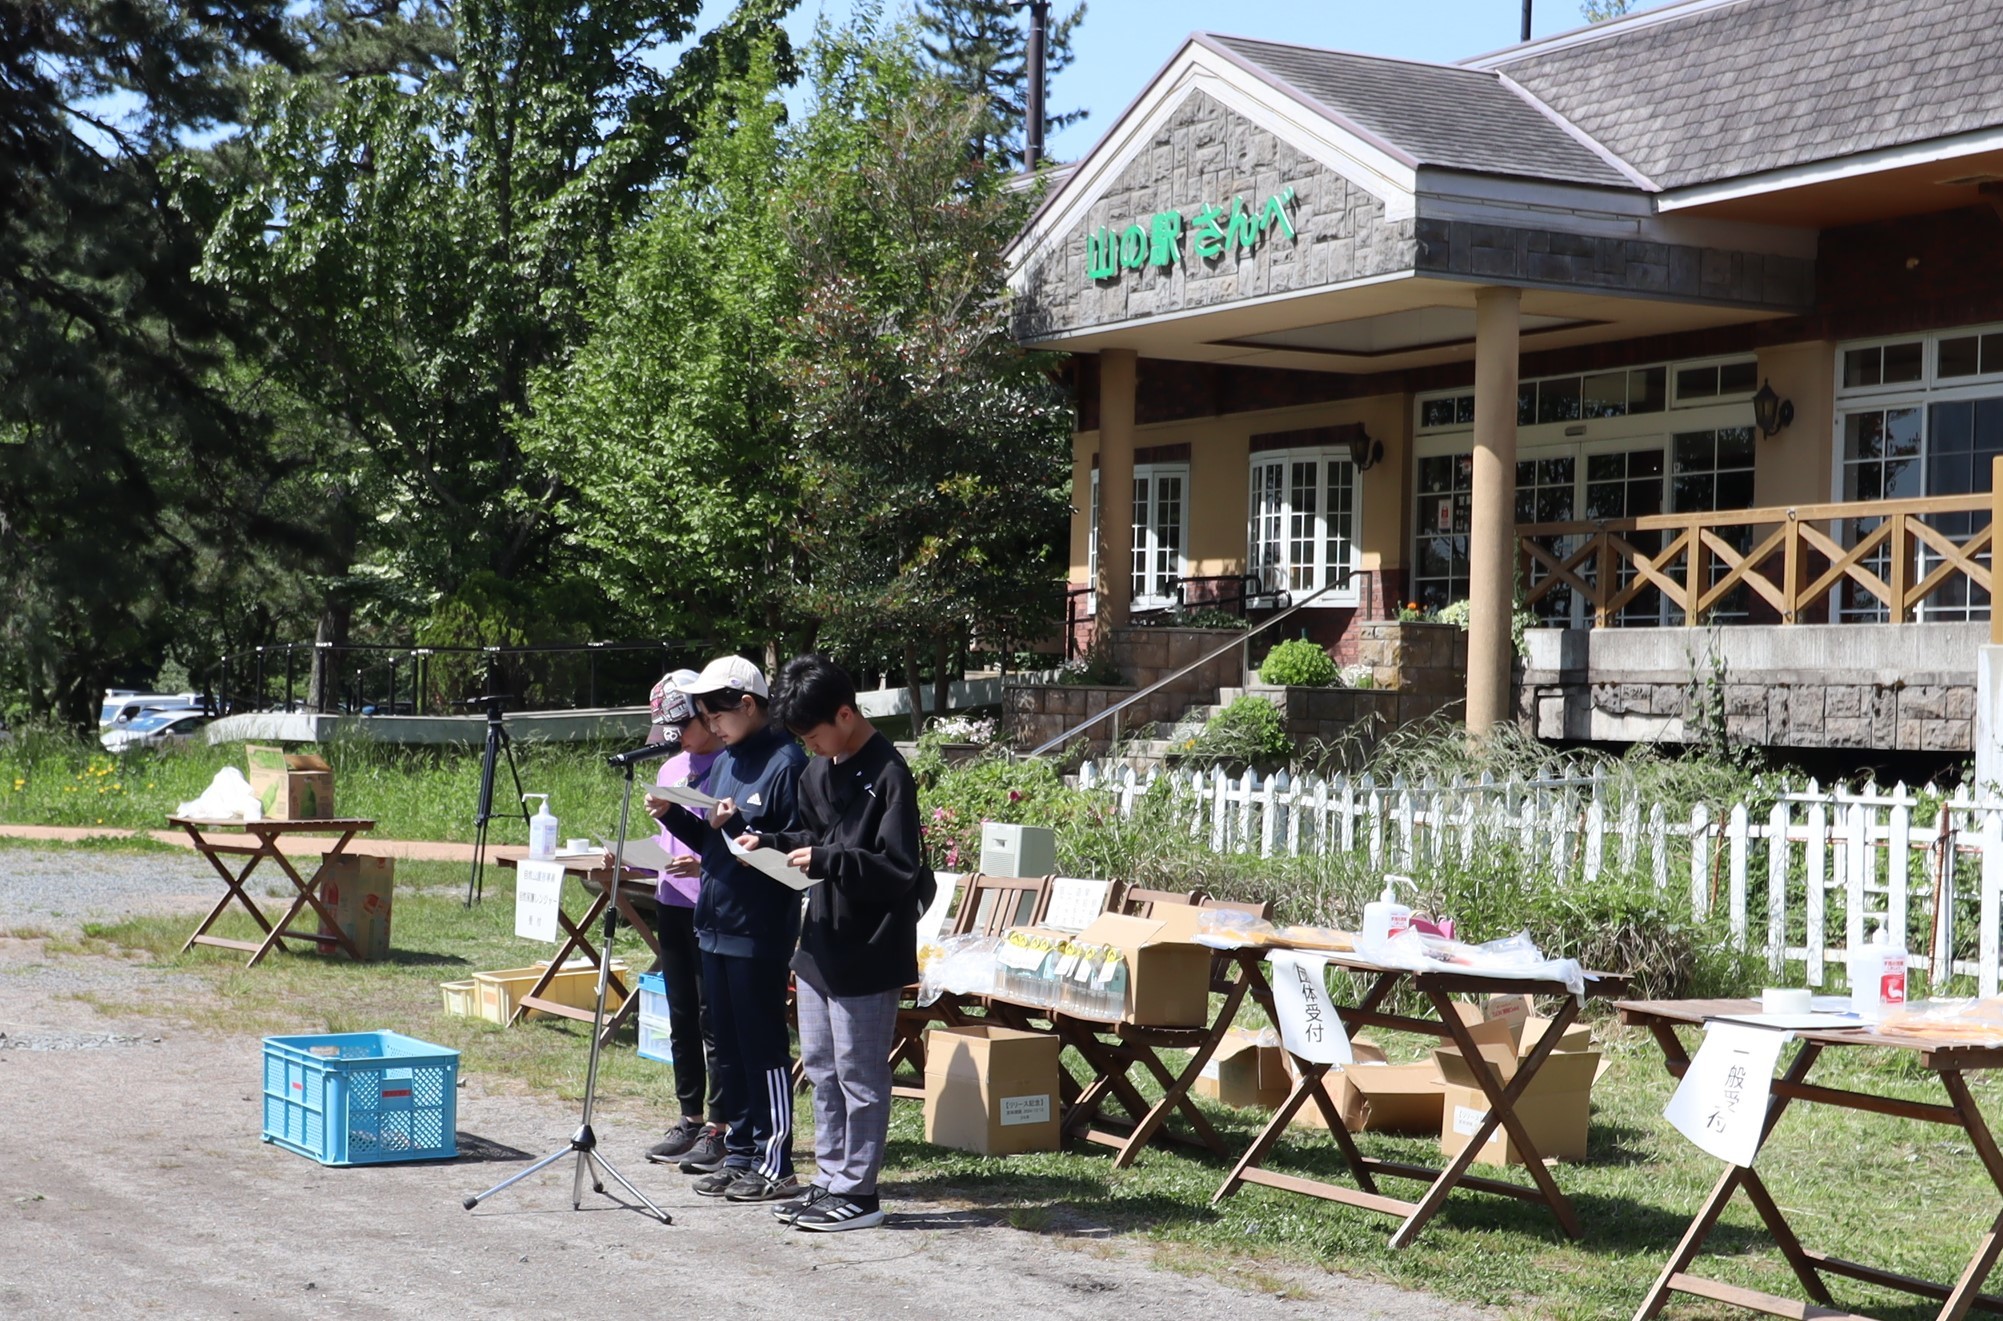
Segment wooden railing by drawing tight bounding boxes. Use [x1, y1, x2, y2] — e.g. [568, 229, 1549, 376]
[1517, 479, 2003, 638]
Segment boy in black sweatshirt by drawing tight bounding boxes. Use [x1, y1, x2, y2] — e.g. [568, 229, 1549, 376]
[737, 654, 934, 1232]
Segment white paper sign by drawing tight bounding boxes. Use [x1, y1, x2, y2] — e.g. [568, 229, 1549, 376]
[999, 1094, 1052, 1126]
[1664, 1021, 1792, 1168]
[1267, 950, 1354, 1066]
[514, 859, 566, 943]
[916, 872, 959, 947]
[1044, 877, 1113, 932]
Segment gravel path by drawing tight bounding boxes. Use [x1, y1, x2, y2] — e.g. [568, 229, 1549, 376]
[0, 846, 222, 931]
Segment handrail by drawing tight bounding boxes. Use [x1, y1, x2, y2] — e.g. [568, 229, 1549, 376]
[1516, 492, 1988, 538]
[1025, 578, 1342, 758]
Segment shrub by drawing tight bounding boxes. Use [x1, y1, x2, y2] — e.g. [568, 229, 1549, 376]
[1185, 694, 1292, 772]
[1258, 638, 1337, 687]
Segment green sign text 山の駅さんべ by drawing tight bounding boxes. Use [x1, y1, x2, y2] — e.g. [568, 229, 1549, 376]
[1084, 188, 1297, 282]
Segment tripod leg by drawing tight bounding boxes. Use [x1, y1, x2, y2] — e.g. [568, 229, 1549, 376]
[589, 1151, 671, 1224]
[571, 1144, 590, 1210]
[462, 1142, 577, 1210]
[501, 728, 530, 829]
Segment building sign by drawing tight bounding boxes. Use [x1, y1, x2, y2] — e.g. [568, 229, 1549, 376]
[1085, 188, 1297, 282]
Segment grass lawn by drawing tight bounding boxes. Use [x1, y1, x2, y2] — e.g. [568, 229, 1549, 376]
[21, 853, 2003, 1320]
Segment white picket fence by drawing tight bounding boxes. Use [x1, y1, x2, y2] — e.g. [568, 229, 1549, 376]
[1074, 761, 2003, 996]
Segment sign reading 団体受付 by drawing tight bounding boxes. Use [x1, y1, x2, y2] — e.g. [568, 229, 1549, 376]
[1268, 949, 1354, 1067]
[1085, 187, 1297, 283]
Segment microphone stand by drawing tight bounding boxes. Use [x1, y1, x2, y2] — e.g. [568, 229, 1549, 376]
[463, 755, 669, 1223]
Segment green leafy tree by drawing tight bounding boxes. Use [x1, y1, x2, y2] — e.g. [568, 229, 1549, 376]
[523, 40, 809, 665]
[1580, 0, 1638, 21]
[914, 0, 1087, 167]
[183, 0, 798, 654]
[0, 0, 318, 728]
[782, 27, 1072, 725]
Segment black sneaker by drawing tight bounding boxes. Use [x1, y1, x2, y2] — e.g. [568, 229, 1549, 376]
[792, 1194, 885, 1232]
[724, 1170, 802, 1203]
[646, 1117, 705, 1164]
[771, 1185, 829, 1224]
[692, 1168, 745, 1198]
[677, 1124, 728, 1174]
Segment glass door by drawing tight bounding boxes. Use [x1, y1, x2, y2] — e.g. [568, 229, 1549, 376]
[1130, 464, 1187, 610]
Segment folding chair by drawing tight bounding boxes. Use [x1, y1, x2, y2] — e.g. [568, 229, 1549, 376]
[890, 873, 1051, 1098]
[1113, 884, 1205, 918]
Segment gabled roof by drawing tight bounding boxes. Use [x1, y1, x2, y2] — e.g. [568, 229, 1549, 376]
[1479, 0, 2003, 191]
[1204, 34, 1641, 191]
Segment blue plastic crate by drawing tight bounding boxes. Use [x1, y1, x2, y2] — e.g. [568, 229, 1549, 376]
[635, 971, 672, 1064]
[262, 1030, 459, 1166]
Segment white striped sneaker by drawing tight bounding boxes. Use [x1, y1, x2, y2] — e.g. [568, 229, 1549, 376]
[791, 1195, 884, 1232]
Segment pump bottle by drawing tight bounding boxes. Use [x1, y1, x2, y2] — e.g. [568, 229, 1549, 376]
[1362, 874, 1415, 945]
[1849, 921, 1908, 1022]
[525, 793, 558, 861]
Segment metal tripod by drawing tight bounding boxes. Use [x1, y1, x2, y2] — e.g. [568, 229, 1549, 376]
[464, 694, 528, 907]
[463, 758, 669, 1222]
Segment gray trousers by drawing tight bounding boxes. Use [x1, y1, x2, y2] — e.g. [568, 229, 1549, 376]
[794, 979, 899, 1197]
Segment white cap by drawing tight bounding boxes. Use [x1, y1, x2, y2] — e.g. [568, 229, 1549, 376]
[677, 655, 769, 701]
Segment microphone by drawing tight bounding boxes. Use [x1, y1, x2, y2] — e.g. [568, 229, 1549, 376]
[606, 739, 681, 769]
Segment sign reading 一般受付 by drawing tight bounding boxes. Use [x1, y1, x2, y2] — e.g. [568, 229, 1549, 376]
[1085, 188, 1298, 282]
[514, 859, 565, 943]
[1663, 1020, 1791, 1167]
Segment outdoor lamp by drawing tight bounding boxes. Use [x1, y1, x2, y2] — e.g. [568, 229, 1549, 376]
[1345, 426, 1384, 471]
[1752, 378, 1795, 437]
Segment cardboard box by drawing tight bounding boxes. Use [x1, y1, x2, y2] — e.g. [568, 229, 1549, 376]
[1074, 903, 1213, 1027]
[923, 1025, 1063, 1156]
[1288, 1037, 1444, 1134]
[1433, 1015, 1605, 1167]
[314, 854, 394, 960]
[1194, 1029, 1291, 1109]
[245, 744, 335, 820]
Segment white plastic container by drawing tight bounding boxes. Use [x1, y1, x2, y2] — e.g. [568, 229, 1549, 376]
[525, 793, 558, 861]
[1361, 875, 1415, 945]
[1849, 923, 1908, 1022]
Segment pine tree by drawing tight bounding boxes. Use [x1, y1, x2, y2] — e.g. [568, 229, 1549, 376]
[913, 0, 1086, 167]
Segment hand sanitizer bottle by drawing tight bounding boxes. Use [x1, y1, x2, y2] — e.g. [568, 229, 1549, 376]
[525, 794, 558, 861]
[1362, 875, 1415, 945]
[1849, 922, 1908, 1022]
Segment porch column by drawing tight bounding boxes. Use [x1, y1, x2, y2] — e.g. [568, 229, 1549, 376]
[1466, 288, 1521, 734]
[1095, 348, 1138, 629]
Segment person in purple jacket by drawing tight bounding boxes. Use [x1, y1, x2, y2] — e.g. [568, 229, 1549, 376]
[638, 671, 729, 1169]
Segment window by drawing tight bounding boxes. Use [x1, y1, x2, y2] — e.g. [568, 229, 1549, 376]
[1247, 450, 1359, 604]
[1842, 340, 1926, 390]
[1412, 453, 1473, 609]
[1672, 358, 1758, 406]
[1416, 364, 1670, 434]
[1130, 464, 1187, 608]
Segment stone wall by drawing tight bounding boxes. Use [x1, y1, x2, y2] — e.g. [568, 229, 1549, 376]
[1005, 625, 1248, 753]
[1012, 91, 1416, 343]
[1517, 622, 1982, 751]
[1246, 683, 1464, 748]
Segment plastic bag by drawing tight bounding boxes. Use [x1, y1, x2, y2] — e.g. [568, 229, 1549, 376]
[1192, 907, 1279, 949]
[916, 933, 1001, 1006]
[177, 767, 262, 822]
[1880, 998, 2003, 1040]
[1357, 927, 1587, 1000]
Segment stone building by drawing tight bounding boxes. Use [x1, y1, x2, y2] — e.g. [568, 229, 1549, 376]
[1007, 0, 2003, 755]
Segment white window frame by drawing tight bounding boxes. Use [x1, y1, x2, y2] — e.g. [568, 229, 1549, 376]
[1129, 462, 1189, 611]
[1246, 448, 1361, 606]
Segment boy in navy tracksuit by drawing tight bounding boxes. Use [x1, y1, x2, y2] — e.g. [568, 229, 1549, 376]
[654, 655, 808, 1202]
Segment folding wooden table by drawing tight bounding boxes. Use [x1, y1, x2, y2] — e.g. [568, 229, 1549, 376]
[1213, 951, 1629, 1248]
[1621, 997, 2003, 1321]
[1039, 945, 1279, 1169]
[171, 816, 377, 967]
[496, 850, 661, 1045]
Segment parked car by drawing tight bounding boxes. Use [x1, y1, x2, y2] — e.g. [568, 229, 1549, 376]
[100, 690, 203, 727]
[100, 708, 211, 753]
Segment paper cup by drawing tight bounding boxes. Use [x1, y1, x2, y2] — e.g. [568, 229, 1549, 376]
[1762, 987, 1812, 1014]
[566, 838, 592, 853]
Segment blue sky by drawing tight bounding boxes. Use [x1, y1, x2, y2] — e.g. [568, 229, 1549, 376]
[710, 0, 1675, 161]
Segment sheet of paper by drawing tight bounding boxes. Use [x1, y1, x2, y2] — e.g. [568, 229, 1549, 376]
[601, 833, 673, 874]
[1664, 1020, 1792, 1167]
[1044, 877, 1113, 932]
[648, 781, 722, 812]
[916, 872, 958, 947]
[514, 859, 566, 943]
[726, 836, 821, 890]
[1267, 950, 1354, 1066]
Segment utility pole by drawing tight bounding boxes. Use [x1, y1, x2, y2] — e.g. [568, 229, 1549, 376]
[1022, 0, 1049, 170]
